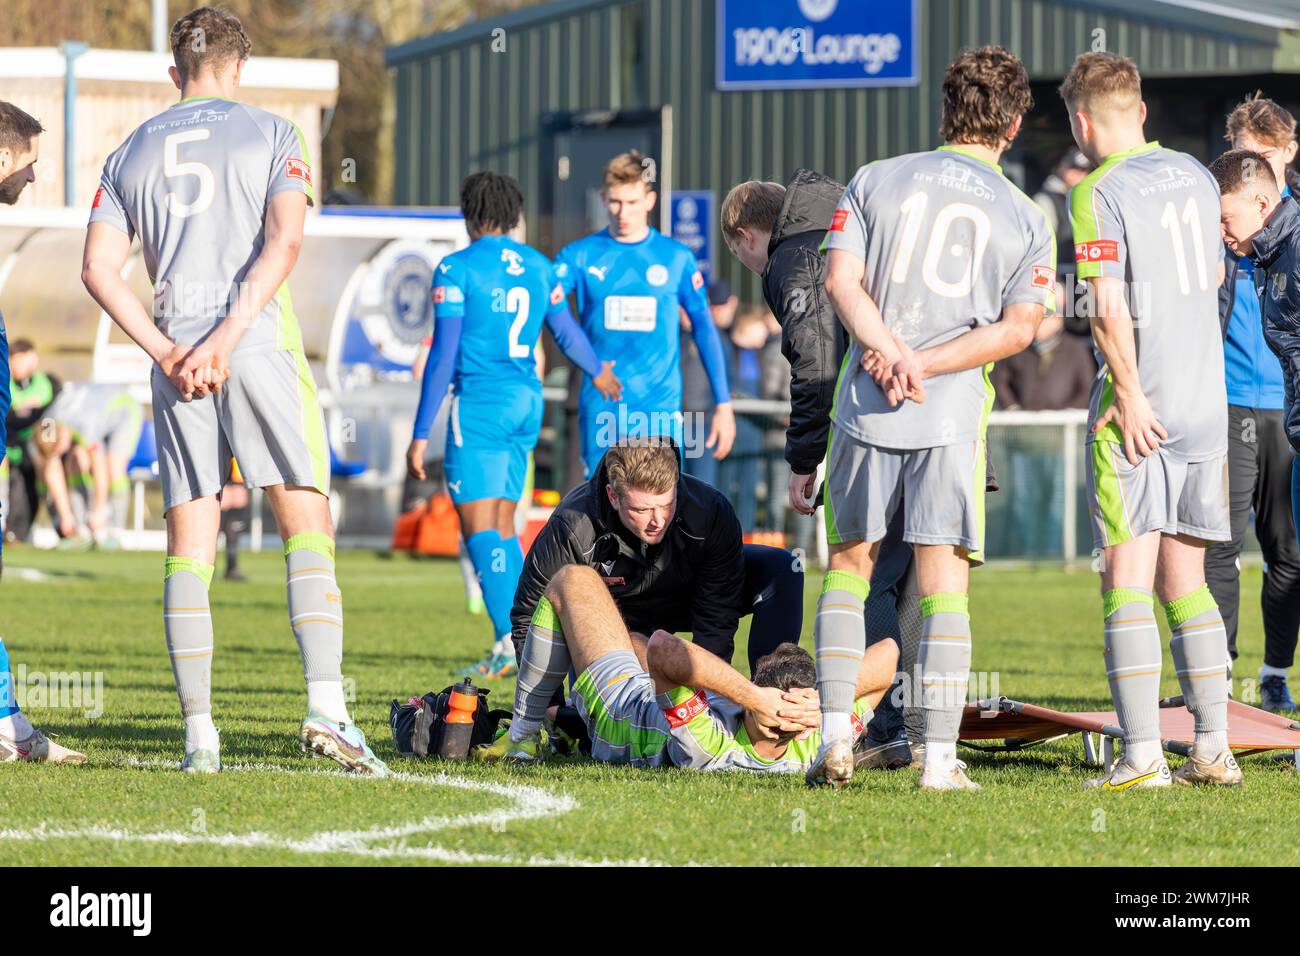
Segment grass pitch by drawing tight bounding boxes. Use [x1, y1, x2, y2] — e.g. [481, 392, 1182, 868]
[1, 547, 1295, 866]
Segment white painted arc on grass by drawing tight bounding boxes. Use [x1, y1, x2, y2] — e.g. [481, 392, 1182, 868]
[0, 758, 674, 867]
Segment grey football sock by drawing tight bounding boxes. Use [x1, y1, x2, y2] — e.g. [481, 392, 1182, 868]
[815, 570, 868, 727]
[163, 557, 215, 718]
[918, 592, 971, 744]
[1165, 585, 1229, 736]
[1103, 587, 1163, 746]
[511, 596, 570, 740]
[284, 534, 343, 684]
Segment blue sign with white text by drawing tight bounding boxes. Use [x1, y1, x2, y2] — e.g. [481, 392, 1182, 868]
[717, 0, 919, 91]
[670, 191, 715, 282]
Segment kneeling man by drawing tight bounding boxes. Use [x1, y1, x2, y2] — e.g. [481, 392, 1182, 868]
[478, 562, 897, 771]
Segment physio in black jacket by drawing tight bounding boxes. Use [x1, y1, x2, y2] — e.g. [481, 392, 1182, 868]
[510, 439, 802, 673]
[721, 171, 917, 766]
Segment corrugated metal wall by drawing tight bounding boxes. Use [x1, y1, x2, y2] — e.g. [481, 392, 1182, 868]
[390, 0, 1286, 299]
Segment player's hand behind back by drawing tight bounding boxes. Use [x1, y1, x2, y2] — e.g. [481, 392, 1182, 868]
[592, 360, 622, 402]
[1094, 390, 1167, 466]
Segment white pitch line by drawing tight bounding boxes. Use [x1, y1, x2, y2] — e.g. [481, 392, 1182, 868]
[0, 757, 679, 867]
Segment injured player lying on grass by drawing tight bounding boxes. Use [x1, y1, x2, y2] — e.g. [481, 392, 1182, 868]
[475, 564, 897, 772]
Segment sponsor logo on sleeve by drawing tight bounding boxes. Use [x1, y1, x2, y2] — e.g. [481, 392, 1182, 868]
[663, 690, 709, 728]
[92, 186, 104, 210]
[433, 286, 447, 303]
[550, 284, 565, 305]
[830, 209, 850, 232]
[1031, 264, 1054, 288]
[1075, 239, 1119, 264]
[691, 270, 704, 291]
[286, 157, 312, 186]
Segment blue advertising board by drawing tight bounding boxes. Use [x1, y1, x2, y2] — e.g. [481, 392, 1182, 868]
[670, 190, 715, 282]
[717, 0, 919, 91]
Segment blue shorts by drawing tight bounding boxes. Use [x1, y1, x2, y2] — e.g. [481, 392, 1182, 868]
[579, 403, 684, 477]
[444, 386, 543, 504]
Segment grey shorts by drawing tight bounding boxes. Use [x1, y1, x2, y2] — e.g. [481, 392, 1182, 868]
[569, 650, 674, 768]
[99, 398, 143, 459]
[151, 346, 330, 511]
[823, 425, 986, 556]
[1086, 441, 1230, 549]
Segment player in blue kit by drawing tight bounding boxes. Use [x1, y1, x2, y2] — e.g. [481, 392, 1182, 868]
[554, 151, 735, 475]
[0, 100, 85, 763]
[406, 172, 621, 677]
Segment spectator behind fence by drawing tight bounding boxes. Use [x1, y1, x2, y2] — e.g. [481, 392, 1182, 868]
[721, 305, 783, 532]
[4, 339, 59, 543]
[681, 280, 737, 487]
[1032, 149, 1093, 336]
[1205, 95, 1300, 711]
[991, 312, 1093, 558]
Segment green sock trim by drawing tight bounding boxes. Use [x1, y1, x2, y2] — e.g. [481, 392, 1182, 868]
[1164, 585, 1217, 629]
[164, 556, 214, 587]
[531, 596, 561, 633]
[283, 532, 335, 561]
[1103, 587, 1154, 618]
[821, 569, 869, 601]
[920, 592, 969, 618]
[109, 476, 130, 492]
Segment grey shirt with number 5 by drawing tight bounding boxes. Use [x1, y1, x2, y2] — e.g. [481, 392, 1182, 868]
[88, 96, 315, 354]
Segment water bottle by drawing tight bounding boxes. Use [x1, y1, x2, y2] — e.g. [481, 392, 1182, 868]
[436, 678, 479, 760]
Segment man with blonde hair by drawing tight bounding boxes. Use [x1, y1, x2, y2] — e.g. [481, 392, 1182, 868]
[1062, 52, 1235, 789]
[492, 438, 807, 760]
[553, 151, 735, 476]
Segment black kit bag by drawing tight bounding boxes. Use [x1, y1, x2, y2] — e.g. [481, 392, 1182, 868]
[389, 683, 510, 759]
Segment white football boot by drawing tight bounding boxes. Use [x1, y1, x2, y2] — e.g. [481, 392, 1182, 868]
[805, 738, 855, 789]
[1172, 750, 1243, 787]
[1085, 757, 1172, 790]
[918, 758, 980, 791]
[0, 728, 86, 764]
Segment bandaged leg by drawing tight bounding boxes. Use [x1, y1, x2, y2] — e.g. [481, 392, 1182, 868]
[164, 556, 217, 751]
[1103, 586, 1163, 767]
[284, 533, 348, 723]
[815, 569, 868, 743]
[1166, 585, 1229, 757]
[918, 592, 971, 768]
[509, 596, 571, 742]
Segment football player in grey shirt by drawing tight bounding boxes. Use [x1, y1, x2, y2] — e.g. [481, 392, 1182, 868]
[811, 46, 1055, 791]
[1063, 52, 1237, 790]
[81, 7, 387, 776]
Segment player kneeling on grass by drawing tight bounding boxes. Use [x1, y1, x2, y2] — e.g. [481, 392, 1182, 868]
[32, 382, 142, 546]
[81, 7, 386, 775]
[476, 563, 898, 771]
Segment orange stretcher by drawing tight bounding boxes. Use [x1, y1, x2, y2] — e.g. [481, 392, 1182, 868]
[958, 696, 1300, 771]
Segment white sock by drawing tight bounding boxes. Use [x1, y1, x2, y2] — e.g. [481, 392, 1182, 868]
[1193, 732, 1229, 757]
[820, 712, 851, 743]
[509, 716, 542, 742]
[307, 680, 350, 724]
[493, 634, 515, 658]
[1125, 739, 1162, 768]
[925, 740, 957, 769]
[0, 711, 34, 741]
[1261, 663, 1288, 680]
[185, 714, 219, 753]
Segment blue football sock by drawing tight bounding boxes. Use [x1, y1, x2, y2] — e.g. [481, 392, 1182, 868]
[0, 639, 15, 719]
[466, 529, 514, 642]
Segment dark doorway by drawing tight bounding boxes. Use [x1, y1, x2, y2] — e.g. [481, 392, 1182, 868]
[538, 109, 669, 492]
